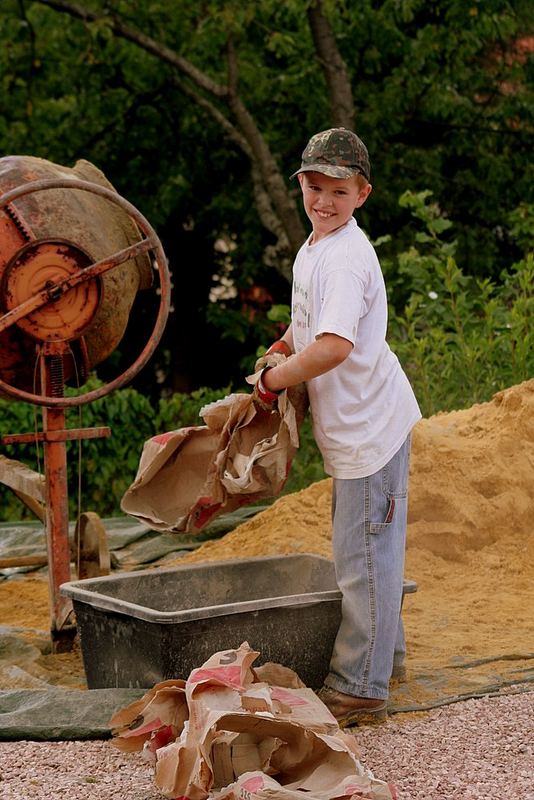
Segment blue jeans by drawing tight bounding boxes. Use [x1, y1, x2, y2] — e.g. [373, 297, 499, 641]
[326, 435, 411, 700]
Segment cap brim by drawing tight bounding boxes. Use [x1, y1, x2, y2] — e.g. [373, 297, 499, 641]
[290, 164, 362, 180]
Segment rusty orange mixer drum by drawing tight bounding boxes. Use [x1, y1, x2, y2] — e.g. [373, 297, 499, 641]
[0, 156, 153, 393]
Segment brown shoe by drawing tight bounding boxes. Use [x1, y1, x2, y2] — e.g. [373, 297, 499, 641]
[317, 686, 387, 728]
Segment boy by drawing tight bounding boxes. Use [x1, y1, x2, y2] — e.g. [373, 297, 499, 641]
[252, 128, 421, 726]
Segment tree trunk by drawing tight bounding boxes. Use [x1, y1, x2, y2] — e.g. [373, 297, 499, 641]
[307, 0, 355, 130]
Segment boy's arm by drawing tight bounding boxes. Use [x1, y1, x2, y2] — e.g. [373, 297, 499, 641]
[262, 332, 352, 391]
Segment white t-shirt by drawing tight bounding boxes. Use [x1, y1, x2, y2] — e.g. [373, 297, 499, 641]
[291, 217, 421, 479]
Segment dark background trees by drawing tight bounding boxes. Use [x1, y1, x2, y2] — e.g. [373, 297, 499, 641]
[0, 0, 532, 397]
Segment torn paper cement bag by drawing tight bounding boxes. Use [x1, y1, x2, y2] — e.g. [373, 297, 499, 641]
[121, 383, 308, 533]
[110, 642, 396, 800]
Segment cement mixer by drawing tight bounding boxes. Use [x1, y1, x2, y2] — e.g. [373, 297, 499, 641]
[0, 155, 171, 650]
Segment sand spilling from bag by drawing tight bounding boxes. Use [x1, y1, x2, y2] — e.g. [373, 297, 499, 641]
[1, 379, 533, 691]
[170, 378, 534, 671]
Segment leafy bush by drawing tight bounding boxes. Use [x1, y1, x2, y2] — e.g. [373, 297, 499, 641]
[282, 415, 326, 495]
[383, 193, 533, 415]
[155, 385, 231, 431]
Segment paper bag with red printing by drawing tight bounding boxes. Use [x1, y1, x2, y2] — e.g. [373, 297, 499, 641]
[109, 642, 396, 800]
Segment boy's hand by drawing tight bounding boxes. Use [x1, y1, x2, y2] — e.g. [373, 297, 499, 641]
[247, 367, 280, 411]
[254, 351, 286, 372]
[254, 339, 291, 372]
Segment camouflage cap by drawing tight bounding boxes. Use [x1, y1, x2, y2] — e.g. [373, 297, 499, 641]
[290, 127, 371, 182]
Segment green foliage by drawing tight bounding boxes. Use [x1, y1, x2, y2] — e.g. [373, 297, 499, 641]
[282, 415, 326, 495]
[507, 202, 534, 252]
[155, 385, 231, 430]
[206, 303, 261, 345]
[68, 378, 156, 516]
[267, 304, 292, 325]
[386, 192, 534, 415]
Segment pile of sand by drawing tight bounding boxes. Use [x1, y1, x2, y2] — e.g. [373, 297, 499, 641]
[171, 379, 534, 670]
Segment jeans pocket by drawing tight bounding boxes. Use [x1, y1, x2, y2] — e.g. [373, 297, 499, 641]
[369, 495, 396, 534]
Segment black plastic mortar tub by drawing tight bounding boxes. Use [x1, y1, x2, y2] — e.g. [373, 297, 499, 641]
[60, 553, 417, 690]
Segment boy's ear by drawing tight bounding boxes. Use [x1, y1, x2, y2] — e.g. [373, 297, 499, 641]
[297, 173, 304, 188]
[355, 182, 372, 208]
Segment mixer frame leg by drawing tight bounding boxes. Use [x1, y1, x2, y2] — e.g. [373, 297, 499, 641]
[40, 351, 76, 652]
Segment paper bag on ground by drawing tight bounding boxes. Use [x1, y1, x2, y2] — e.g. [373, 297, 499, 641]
[110, 642, 395, 800]
[121, 382, 308, 533]
[109, 678, 187, 754]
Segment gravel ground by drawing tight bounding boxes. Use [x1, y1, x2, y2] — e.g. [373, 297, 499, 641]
[1, 689, 532, 800]
[356, 690, 534, 799]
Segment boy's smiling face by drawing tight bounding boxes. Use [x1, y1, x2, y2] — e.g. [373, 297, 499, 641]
[298, 171, 372, 243]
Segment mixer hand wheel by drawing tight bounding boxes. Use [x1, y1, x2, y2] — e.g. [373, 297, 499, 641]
[0, 178, 171, 406]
